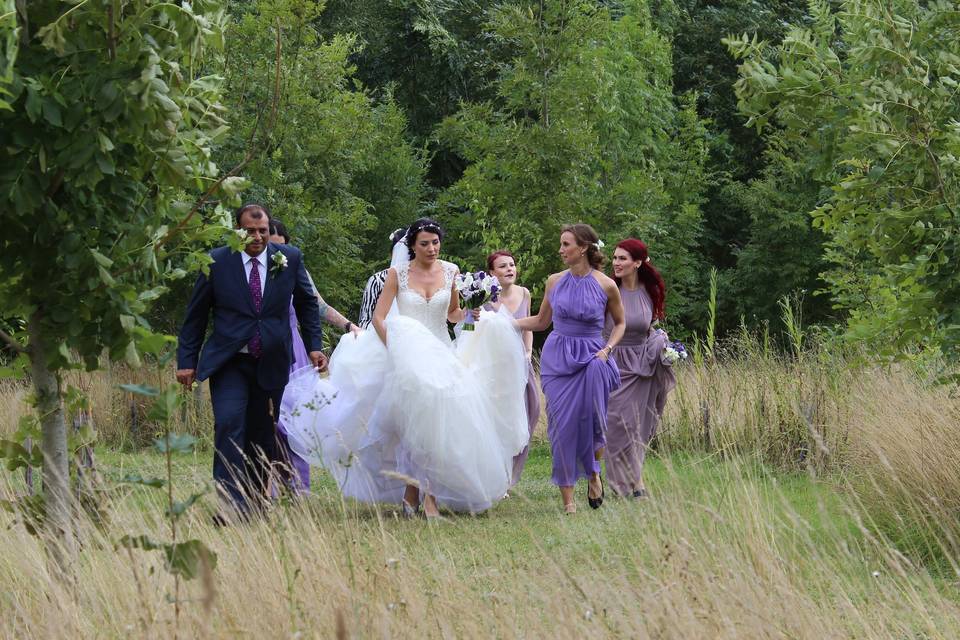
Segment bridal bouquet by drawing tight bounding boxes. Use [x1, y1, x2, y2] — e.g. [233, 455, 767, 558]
[662, 340, 688, 366]
[456, 271, 501, 330]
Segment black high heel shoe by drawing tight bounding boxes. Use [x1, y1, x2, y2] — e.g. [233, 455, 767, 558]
[588, 474, 604, 509]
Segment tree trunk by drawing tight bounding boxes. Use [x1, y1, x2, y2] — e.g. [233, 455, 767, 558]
[28, 316, 75, 577]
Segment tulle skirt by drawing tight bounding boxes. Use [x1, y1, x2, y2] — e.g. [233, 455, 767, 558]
[280, 307, 530, 512]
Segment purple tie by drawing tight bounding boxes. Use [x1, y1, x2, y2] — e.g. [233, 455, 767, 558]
[248, 257, 263, 357]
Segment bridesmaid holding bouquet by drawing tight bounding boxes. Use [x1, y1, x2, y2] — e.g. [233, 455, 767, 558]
[485, 250, 541, 489]
[603, 239, 676, 498]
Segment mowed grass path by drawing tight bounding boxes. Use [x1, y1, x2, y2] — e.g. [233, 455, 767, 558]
[4, 443, 959, 638]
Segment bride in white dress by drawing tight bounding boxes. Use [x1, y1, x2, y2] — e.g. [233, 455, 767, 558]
[280, 218, 530, 516]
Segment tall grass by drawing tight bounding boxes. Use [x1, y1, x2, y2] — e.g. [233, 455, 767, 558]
[2, 302, 960, 635]
[656, 319, 960, 573]
[2, 450, 960, 638]
[0, 363, 214, 449]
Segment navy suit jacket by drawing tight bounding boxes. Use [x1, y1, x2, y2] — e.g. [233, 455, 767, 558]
[176, 243, 323, 390]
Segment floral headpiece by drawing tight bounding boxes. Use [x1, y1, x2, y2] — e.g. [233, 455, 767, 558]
[592, 239, 605, 251]
[406, 220, 443, 244]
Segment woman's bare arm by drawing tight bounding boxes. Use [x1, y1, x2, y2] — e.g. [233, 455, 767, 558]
[596, 274, 625, 361]
[521, 288, 534, 360]
[318, 294, 362, 335]
[515, 273, 562, 333]
[447, 268, 465, 324]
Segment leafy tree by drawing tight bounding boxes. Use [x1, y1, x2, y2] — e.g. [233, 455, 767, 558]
[653, 0, 818, 336]
[215, 0, 427, 318]
[316, 0, 504, 188]
[727, 0, 960, 359]
[728, 133, 832, 328]
[438, 0, 707, 328]
[0, 0, 237, 569]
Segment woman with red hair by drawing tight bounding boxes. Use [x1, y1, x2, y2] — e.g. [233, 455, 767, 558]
[603, 238, 676, 498]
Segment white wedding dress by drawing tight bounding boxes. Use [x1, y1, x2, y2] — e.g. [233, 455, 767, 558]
[280, 259, 530, 512]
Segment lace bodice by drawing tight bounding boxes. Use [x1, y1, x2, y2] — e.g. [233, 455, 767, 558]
[396, 260, 458, 343]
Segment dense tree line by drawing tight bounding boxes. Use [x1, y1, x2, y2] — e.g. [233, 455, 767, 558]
[5, 0, 958, 354]
[3, 0, 958, 570]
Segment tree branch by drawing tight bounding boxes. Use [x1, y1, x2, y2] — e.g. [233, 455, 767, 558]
[153, 19, 285, 250]
[15, 0, 28, 45]
[0, 327, 27, 354]
[107, 0, 116, 61]
[924, 143, 957, 219]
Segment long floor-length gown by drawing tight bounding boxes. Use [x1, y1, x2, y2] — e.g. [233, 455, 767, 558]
[540, 272, 620, 486]
[467, 291, 542, 488]
[280, 260, 530, 512]
[603, 287, 676, 495]
[274, 302, 312, 492]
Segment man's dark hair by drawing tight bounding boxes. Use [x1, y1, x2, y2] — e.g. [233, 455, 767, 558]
[234, 202, 272, 226]
[269, 219, 291, 244]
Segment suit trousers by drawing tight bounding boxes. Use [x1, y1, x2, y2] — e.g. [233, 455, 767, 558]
[209, 353, 283, 511]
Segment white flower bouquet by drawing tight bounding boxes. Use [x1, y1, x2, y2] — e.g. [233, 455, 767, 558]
[455, 271, 501, 331]
[662, 340, 688, 366]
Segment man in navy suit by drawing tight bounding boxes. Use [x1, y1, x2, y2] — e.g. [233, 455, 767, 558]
[176, 203, 326, 517]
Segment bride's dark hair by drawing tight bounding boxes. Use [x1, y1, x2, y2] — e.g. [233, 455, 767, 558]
[405, 218, 444, 260]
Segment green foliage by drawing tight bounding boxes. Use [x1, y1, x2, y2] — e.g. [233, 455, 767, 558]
[0, 0, 17, 112]
[0, 0, 237, 370]
[118, 378, 215, 617]
[438, 1, 706, 326]
[728, 133, 833, 329]
[658, 1, 819, 338]
[669, 0, 809, 172]
[211, 0, 426, 318]
[317, 0, 503, 186]
[0, 401, 101, 536]
[728, 0, 960, 359]
[119, 535, 217, 581]
[0, 416, 43, 472]
[154, 432, 197, 455]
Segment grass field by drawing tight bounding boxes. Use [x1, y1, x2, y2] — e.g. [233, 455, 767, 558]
[2, 345, 960, 638]
[3, 440, 960, 638]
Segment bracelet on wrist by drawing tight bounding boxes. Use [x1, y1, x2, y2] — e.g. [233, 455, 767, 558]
[343, 321, 352, 332]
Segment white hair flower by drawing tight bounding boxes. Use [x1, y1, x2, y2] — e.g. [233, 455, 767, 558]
[593, 239, 605, 250]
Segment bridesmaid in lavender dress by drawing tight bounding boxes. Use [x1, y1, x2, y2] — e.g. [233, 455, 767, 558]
[485, 250, 541, 490]
[603, 239, 676, 498]
[516, 224, 625, 513]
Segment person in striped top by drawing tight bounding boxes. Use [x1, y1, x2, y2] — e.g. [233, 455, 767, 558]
[358, 227, 408, 328]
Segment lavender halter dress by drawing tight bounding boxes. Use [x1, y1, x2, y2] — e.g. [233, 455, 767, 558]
[603, 287, 675, 495]
[540, 272, 621, 486]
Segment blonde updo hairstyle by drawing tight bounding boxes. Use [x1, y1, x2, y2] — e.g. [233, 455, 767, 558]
[561, 223, 606, 270]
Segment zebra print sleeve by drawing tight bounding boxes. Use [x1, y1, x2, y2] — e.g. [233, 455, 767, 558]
[358, 269, 388, 328]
